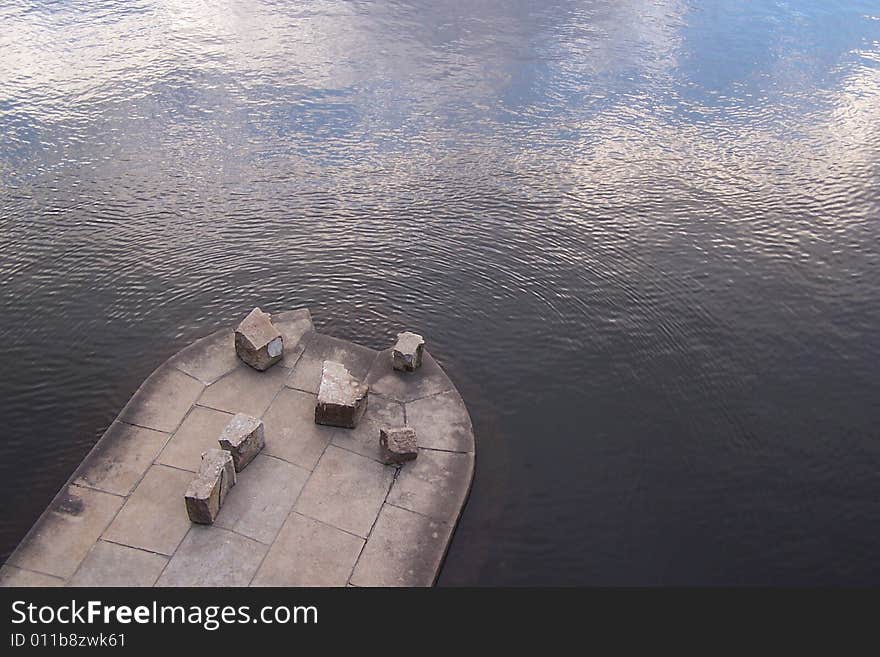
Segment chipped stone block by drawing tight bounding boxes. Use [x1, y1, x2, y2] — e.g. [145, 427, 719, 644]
[315, 360, 369, 429]
[380, 426, 418, 464]
[185, 449, 236, 524]
[234, 307, 284, 371]
[218, 413, 265, 472]
[392, 331, 425, 372]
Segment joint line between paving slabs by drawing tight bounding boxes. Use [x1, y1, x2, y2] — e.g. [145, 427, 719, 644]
[90, 391, 208, 585]
[245, 431, 334, 587]
[4, 564, 68, 583]
[347, 461, 401, 586]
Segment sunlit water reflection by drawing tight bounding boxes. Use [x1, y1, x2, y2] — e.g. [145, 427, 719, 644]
[2, 0, 879, 584]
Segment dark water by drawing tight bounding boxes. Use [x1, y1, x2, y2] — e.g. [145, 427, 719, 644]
[2, 1, 879, 585]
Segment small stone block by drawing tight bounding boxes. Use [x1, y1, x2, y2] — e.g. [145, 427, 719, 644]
[185, 449, 236, 524]
[380, 427, 418, 464]
[234, 307, 284, 371]
[392, 331, 425, 372]
[218, 413, 265, 472]
[315, 360, 369, 429]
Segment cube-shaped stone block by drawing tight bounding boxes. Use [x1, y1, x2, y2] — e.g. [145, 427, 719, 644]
[184, 449, 237, 524]
[315, 361, 369, 429]
[392, 331, 425, 372]
[218, 413, 265, 472]
[234, 307, 283, 371]
[380, 426, 418, 464]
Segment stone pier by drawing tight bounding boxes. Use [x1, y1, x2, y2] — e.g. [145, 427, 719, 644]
[0, 309, 475, 587]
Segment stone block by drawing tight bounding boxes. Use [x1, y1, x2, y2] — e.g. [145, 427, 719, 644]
[380, 426, 418, 464]
[392, 331, 425, 371]
[315, 360, 369, 429]
[218, 413, 264, 472]
[185, 449, 237, 524]
[330, 393, 404, 463]
[234, 307, 283, 371]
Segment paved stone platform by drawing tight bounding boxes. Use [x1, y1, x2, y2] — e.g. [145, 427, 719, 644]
[1, 309, 475, 587]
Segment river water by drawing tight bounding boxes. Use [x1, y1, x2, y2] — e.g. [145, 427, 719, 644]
[2, 1, 879, 584]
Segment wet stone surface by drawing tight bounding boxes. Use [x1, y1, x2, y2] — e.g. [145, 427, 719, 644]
[3, 308, 474, 587]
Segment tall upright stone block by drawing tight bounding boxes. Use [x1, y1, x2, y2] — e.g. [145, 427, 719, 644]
[185, 449, 236, 524]
[315, 361, 369, 429]
[218, 413, 265, 472]
[235, 307, 283, 371]
[392, 331, 425, 372]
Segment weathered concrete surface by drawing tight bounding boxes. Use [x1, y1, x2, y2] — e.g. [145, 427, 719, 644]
[3, 308, 474, 587]
[366, 348, 453, 402]
[103, 465, 193, 555]
[157, 406, 233, 472]
[157, 525, 267, 587]
[252, 513, 364, 587]
[295, 445, 394, 538]
[214, 454, 309, 544]
[69, 541, 168, 587]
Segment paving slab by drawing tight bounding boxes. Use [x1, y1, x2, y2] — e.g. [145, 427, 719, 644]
[103, 465, 193, 556]
[120, 366, 204, 433]
[214, 454, 310, 544]
[251, 513, 364, 587]
[0, 565, 65, 587]
[387, 449, 474, 520]
[405, 389, 475, 453]
[3, 307, 474, 588]
[331, 393, 405, 463]
[6, 485, 124, 580]
[262, 387, 336, 470]
[287, 333, 377, 394]
[156, 525, 267, 587]
[272, 308, 314, 356]
[69, 540, 168, 587]
[295, 445, 394, 538]
[199, 362, 291, 417]
[156, 405, 234, 472]
[366, 349, 453, 402]
[350, 504, 452, 587]
[73, 422, 169, 496]
[169, 329, 239, 385]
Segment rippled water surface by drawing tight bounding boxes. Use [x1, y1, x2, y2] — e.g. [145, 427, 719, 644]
[2, 1, 879, 584]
